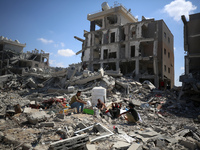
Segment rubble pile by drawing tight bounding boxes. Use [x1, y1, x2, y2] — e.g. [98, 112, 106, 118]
[0, 68, 200, 150]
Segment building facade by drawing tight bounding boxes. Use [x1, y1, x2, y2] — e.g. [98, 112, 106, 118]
[76, 3, 174, 89]
[180, 13, 200, 96]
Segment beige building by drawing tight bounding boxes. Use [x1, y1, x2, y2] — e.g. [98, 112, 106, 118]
[76, 3, 174, 89]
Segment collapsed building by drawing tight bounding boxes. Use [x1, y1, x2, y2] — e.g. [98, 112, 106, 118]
[75, 2, 174, 89]
[0, 36, 49, 75]
[179, 13, 200, 102]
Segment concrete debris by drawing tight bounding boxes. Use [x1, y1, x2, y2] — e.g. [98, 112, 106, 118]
[0, 15, 200, 149]
[0, 68, 200, 150]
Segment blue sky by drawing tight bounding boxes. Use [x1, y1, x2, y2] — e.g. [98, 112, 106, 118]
[0, 0, 199, 86]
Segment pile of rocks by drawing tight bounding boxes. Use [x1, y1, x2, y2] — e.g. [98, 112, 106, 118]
[0, 69, 200, 150]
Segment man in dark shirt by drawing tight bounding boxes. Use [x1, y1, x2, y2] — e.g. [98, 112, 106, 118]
[119, 102, 139, 123]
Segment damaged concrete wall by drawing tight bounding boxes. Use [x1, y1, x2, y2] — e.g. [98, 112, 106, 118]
[179, 13, 200, 99]
[0, 36, 50, 76]
[76, 3, 174, 89]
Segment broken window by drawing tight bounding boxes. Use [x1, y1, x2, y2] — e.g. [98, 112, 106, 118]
[107, 15, 117, 24]
[103, 49, 108, 59]
[139, 60, 154, 75]
[103, 33, 109, 44]
[103, 63, 116, 70]
[142, 24, 148, 38]
[29, 54, 41, 62]
[94, 33, 102, 45]
[93, 48, 100, 60]
[93, 64, 100, 71]
[130, 26, 136, 38]
[0, 44, 3, 51]
[90, 21, 95, 31]
[131, 46, 135, 57]
[109, 52, 116, 59]
[164, 32, 166, 38]
[120, 44, 125, 59]
[140, 42, 153, 57]
[110, 32, 115, 43]
[168, 52, 170, 58]
[90, 19, 103, 31]
[120, 27, 125, 41]
[120, 61, 135, 75]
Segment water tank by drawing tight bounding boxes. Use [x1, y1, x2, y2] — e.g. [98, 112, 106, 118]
[92, 87, 106, 106]
[101, 2, 110, 11]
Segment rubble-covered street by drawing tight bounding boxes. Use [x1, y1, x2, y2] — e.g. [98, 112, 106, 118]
[0, 68, 200, 150]
[0, 1, 200, 150]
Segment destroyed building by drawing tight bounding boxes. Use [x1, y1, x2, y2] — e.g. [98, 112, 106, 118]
[75, 2, 174, 89]
[179, 13, 200, 102]
[0, 36, 49, 75]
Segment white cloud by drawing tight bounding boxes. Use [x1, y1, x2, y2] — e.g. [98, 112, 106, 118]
[49, 60, 64, 67]
[180, 67, 184, 70]
[38, 38, 54, 44]
[163, 0, 197, 21]
[57, 49, 75, 57]
[60, 42, 65, 47]
[54, 42, 65, 48]
[54, 44, 59, 47]
[174, 47, 176, 51]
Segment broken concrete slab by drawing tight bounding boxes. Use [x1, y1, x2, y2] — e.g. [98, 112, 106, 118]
[135, 128, 159, 138]
[127, 143, 142, 150]
[27, 109, 50, 124]
[113, 141, 130, 149]
[179, 139, 197, 150]
[86, 144, 96, 150]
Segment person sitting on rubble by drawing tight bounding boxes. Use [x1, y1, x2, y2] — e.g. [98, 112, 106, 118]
[96, 99, 107, 111]
[70, 91, 86, 113]
[109, 102, 121, 119]
[119, 102, 139, 123]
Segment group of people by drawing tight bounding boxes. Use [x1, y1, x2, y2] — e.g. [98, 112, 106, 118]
[69, 91, 140, 123]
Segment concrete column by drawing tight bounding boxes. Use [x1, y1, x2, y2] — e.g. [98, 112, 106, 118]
[185, 56, 189, 75]
[135, 59, 139, 77]
[116, 61, 119, 71]
[153, 40, 159, 88]
[100, 62, 103, 69]
[135, 42, 140, 57]
[125, 43, 129, 58]
[136, 23, 142, 39]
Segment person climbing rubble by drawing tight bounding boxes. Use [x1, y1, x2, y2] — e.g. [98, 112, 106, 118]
[70, 91, 86, 113]
[119, 102, 139, 123]
[109, 102, 121, 119]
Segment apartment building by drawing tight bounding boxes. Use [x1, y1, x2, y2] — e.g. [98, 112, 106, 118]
[75, 2, 174, 89]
